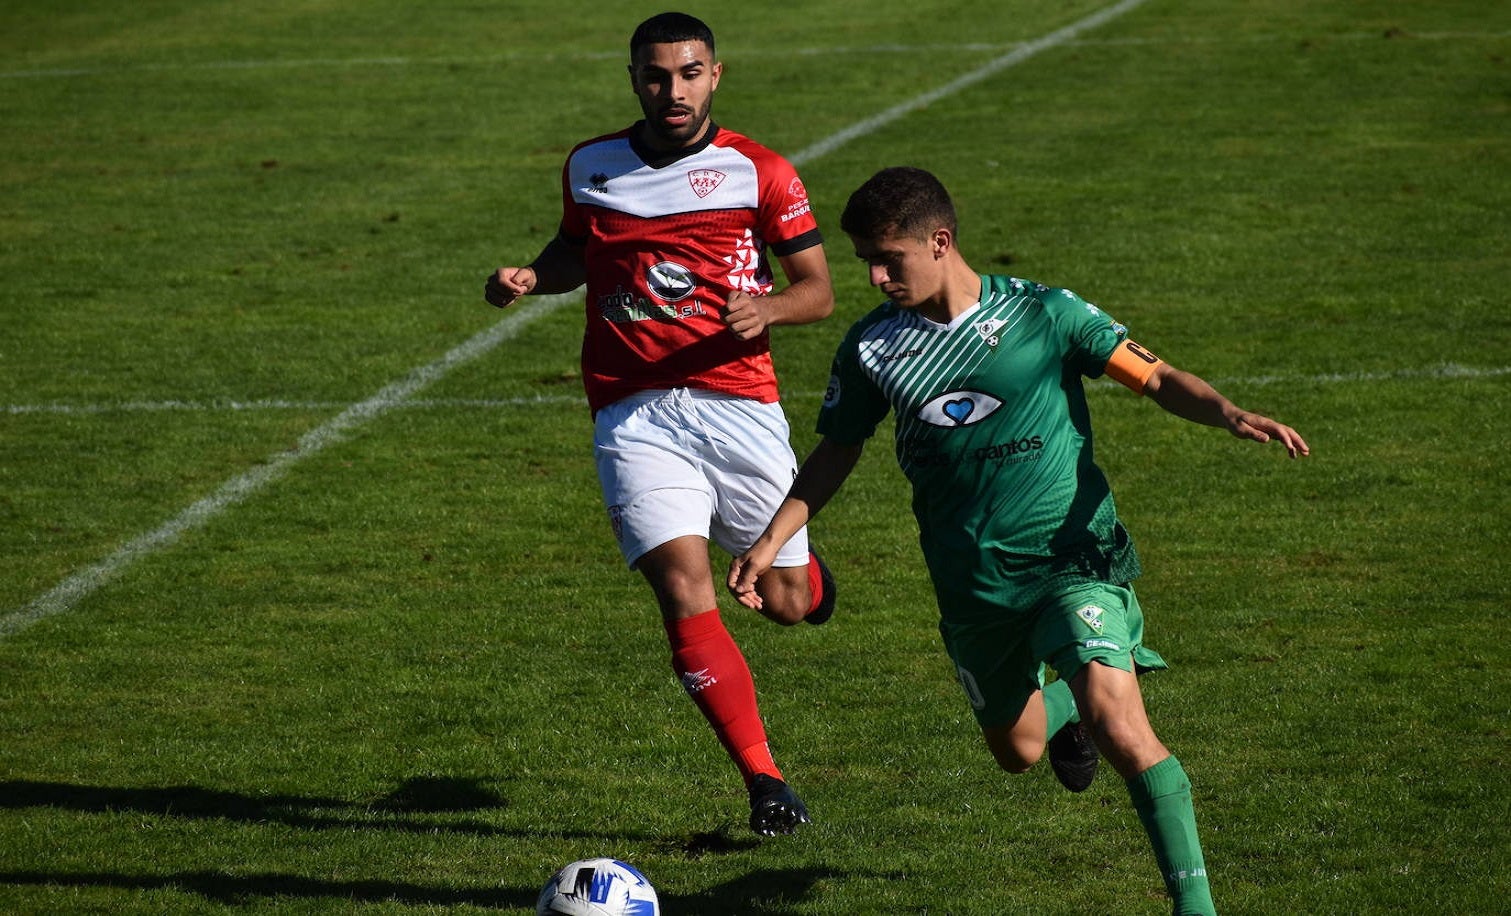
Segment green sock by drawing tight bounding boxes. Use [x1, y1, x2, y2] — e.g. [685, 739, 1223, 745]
[1126, 756, 1216, 916]
[1042, 678, 1079, 734]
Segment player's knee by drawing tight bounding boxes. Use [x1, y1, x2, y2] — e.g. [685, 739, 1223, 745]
[1085, 717, 1166, 777]
[991, 749, 1037, 774]
[752, 569, 810, 625]
[986, 735, 1042, 774]
[758, 598, 806, 626]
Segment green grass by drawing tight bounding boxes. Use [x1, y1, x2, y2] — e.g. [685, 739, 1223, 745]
[2, 0, 1508, 913]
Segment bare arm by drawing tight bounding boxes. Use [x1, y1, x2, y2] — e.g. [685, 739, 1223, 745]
[484, 234, 587, 308]
[1144, 362, 1311, 458]
[727, 437, 864, 608]
[723, 244, 834, 340]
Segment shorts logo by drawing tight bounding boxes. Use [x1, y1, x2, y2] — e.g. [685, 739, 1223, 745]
[1076, 604, 1105, 634]
[955, 664, 987, 711]
[608, 504, 625, 542]
[918, 390, 1003, 427]
[646, 261, 696, 302]
[687, 168, 726, 198]
[1083, 638, 1123, 652]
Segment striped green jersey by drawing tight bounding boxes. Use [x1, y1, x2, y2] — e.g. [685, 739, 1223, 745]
[818, 274, 1141, 615]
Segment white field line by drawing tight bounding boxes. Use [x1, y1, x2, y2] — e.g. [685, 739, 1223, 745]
[3, 394, 588, 415]
[790, 0, 1148, 165]
[0, 295, 570, 637]
[5, 363, 1508, 418]
[0, 0, 1145, 637]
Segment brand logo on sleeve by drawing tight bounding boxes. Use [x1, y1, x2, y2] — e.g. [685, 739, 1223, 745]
[823, 374, 841, 408]
[781, 177, 812, 223]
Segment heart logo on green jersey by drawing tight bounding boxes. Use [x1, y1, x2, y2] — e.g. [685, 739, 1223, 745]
[920, 390, 1003, 428]
[944, 398, 975, 424]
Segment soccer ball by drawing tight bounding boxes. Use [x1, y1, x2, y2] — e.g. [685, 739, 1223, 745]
[536, 857, 660, 916]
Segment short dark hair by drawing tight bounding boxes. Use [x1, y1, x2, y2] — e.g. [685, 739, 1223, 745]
[840, 166, 958, 241]
[630, 12, 715, 58]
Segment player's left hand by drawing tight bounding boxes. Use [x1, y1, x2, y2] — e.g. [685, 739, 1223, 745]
[1231, 412, 1311, 458]
[722, 290, 772, 341]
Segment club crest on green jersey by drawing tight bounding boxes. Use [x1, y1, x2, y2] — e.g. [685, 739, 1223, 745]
[973, 318, 1007, 347]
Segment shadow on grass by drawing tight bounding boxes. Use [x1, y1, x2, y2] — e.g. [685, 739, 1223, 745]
[1, 778, 782, 856]
[0, 775, 514, 833]
[0, 776, 694, 843]
[0, 778, 779, 852]
[0, 869, 540, 909]
[0, 867, 840, 913]
[0, 778, 841, 910]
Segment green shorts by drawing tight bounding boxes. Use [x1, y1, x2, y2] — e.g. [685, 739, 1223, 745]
[939, 580, 1169, 729]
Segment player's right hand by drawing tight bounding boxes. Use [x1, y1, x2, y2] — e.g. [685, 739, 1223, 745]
[484, 266, 536, 308]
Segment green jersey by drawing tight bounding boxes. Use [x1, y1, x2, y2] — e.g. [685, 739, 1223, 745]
[818, 274, 1142, 620]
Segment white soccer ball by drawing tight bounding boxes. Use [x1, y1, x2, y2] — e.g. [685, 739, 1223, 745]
[536, 857, 660, 916]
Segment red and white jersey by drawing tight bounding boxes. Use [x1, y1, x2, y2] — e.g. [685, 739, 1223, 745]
[558, 124, 822, 414]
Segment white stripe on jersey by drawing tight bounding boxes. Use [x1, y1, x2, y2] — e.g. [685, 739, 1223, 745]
[568, 137, 761, 217]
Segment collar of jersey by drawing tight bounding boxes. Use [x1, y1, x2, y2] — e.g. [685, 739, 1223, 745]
[629, 121, 722, 169]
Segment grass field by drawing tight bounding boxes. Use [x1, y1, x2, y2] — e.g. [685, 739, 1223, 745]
[1, 0, 1507, 913]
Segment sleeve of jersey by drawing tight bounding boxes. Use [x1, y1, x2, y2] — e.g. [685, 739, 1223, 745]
[816, 322, 890, 444]
[755, 153, 822, 257]
[557, 152, 587, 244]
[1043, 286, 1162, 392]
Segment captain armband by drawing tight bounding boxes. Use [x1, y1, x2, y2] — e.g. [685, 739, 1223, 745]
[1103, 339, 1164, 395]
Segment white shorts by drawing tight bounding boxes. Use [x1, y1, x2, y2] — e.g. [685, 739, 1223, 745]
[594, 388, 811, 569]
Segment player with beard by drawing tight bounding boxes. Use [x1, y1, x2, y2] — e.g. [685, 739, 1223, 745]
[485, 12, 835, 836]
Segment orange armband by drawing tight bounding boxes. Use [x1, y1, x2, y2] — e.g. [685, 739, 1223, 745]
[1104, 339, 1164, 394]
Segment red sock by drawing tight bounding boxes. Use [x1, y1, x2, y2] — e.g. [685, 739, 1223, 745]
[665, 608, 780, 785]
[806, 553, 824, 615]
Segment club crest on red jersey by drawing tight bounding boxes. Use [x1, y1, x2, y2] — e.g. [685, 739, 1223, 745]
[687, 168, 726, 198]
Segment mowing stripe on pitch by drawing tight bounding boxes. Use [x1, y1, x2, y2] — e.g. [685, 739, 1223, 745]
[2, 0, 1147, 638]
[6, 27, 1501, 81]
